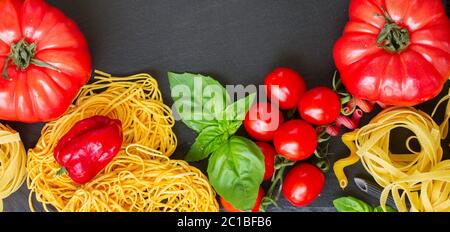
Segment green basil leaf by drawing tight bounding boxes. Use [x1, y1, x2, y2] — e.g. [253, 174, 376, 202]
[207, 136, 265, 210]
[333, 196, 373, 212]
[219, 93, 256, 135]
[374, 205, 397, 212]
[186, 125, 230, 162]
[168, 72, 231, 133]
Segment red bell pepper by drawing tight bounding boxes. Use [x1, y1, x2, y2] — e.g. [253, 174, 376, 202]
[54, 116, 123, 184]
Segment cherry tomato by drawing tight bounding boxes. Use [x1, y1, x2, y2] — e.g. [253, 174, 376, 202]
[299, 87, 341, 125]
[273, 120, 317, 161]
[264, 67, 307, 110]
[255, 142, 276, 181]
[220, 187, 264, 212]
[244, 103, 284, 142]
[282, 163, 325, 207]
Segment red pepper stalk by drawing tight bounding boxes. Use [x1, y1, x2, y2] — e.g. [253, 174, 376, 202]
[54, 116, 123, 184]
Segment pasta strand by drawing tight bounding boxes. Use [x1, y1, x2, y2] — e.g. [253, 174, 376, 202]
[333, 107, 450, 212]
[0, 124, 27, 212]
[27, 70, 219, 212]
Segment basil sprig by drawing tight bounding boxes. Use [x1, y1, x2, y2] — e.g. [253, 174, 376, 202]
[333, 196, 396, 212]
[168, 72, 230, 132]
[186, 124, 229, 162]
[208, 136, 265, 210]
[168, 72, 264, 211]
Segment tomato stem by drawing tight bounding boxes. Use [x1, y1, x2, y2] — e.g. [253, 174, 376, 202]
[314, 143, 331, 172]
[332, 71, 341, 91]
[261, 156, 294, 211]
[333, 72, 357, 116]
[317, 128, 331, 143]
[2, 38, 61, 80]
[315, 160, 330, 172]
[285, 108, 297, 120]
[2, 57, 11, 80]
[56, 167, 67, 177]
[376, 7, 410, 53]
[341, 98, 357, 116]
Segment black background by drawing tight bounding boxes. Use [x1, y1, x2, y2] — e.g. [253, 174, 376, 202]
[3, 0, 450, 212]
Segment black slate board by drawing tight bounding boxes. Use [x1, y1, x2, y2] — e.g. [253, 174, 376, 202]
[3, 0, 450, 212]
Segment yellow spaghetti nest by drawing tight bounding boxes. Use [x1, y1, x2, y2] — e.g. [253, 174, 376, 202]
[334, 107, 450, 212]
[27, 70, 219, 212]
[0, 124, 27, 212]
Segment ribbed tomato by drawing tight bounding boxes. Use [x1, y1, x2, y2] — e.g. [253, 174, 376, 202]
[0, 0, 91, 122]
[334, 0, 450, 106]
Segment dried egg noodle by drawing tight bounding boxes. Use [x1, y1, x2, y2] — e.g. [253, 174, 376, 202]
[0, 124, 27, 212]
[334, 107, 450, 212]
[27, 70, 218, 212]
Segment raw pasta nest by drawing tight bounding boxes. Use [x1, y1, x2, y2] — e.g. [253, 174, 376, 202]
[27, 71, 219, 212]
[334, 107, 450, 212]
[0, 124, 26, 212]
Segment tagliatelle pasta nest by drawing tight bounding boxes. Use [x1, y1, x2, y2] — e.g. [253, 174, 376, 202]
[334, 107, 450, 212]
[27, 70, 219, 212]
[0, 124, 27, 212]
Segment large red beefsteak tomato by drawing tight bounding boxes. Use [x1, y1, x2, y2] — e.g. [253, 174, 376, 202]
[0, 0, 91, 122]
[334, 0, 450, 106]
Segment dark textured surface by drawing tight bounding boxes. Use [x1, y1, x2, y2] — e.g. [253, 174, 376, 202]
[2, 0, 449, 212]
